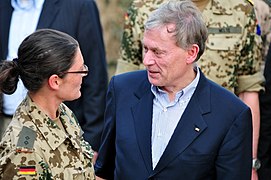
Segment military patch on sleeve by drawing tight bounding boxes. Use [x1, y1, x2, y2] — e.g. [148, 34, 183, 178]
[16, 126, 36, 153]
[19, 166, 36, 175]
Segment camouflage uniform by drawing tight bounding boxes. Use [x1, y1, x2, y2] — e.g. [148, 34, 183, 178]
[254, 0, 271, 60]
[0, 95, 95, 179]
[116, 0, 264, 94]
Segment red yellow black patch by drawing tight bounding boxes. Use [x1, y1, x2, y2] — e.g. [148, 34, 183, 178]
[19, 166, 36, 175]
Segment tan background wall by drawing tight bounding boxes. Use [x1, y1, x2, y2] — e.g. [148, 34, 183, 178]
[96, 0, 132, 78]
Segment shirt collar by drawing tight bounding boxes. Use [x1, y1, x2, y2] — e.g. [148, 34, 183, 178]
[181, 66, 200, 100]
[11, 0, 44, 11]
[151, 66, 200, 102]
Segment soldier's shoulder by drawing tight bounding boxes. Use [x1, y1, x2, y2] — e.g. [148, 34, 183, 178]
[0, 125, 36, 161]
[15, 126, 36, 153]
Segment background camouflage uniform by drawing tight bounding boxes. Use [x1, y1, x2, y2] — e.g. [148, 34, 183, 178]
[116, 0, 264, 94]
[0, 95, 95, 179]
[254, 0, 271, 60]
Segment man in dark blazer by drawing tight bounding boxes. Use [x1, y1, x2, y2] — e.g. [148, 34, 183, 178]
[0, 0, 108, 153]
[95, 1, 252, 179]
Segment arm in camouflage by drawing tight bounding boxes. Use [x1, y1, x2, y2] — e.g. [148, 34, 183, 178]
[0, 126, 54, 179]
[236, 1, 264, 94]
[254, 0, 271, 60]
[115, 0, 163, 74]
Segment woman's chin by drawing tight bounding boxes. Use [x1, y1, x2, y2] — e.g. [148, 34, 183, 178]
[67, 92, 81, 101]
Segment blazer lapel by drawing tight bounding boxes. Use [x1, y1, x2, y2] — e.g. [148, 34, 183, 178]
[37, 0, 60, 29]
[132, 78, 153, 174]
[151, 71, 211, 176]
[0, 0, 13, 59]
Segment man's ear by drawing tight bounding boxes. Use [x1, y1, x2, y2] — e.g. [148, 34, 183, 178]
[48, 74, 60, 90]
[186, 44, 199, 64]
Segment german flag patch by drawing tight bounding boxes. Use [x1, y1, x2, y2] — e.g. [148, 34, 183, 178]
[19, 166, 36, 175]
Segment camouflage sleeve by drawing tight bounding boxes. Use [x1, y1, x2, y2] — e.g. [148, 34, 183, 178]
[254, 0, 271, 59]
[116, 0, 145, 74]
[116, 0, 165, 74]
[236, 6, 265, 94]
[0, 146, 52, 179]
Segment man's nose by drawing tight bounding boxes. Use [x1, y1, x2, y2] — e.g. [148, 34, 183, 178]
[143, 51, 155, 65]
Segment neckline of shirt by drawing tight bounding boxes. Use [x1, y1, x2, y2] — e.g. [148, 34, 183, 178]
[11, 0, 45, 11]
[151, 66, 200, 105]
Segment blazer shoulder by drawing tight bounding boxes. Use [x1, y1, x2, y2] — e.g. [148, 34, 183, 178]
[208, 79, 249, 109]
[70, 0, 96, 5]
[57, 0, 96, 8]
[111, 70, 149, 93]
[114, 70, 147, 84]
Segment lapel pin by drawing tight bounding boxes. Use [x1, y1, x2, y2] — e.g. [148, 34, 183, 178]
[194, 127, 200, 132]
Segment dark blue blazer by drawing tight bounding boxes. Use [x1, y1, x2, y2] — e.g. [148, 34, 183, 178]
[95, 70, 252, 180]
[0, 0, 108, 151]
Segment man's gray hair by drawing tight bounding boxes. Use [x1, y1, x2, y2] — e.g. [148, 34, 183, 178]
[144, 0, 208, 61]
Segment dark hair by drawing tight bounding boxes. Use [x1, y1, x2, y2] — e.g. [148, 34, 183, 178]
[144, 0, 208, 61]
[0, 29, 78, 94]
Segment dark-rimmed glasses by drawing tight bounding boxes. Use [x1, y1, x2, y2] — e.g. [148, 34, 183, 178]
[59, 64, 89, 77]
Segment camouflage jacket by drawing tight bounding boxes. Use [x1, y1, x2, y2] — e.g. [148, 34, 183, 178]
[116, 0, 264, 94]
[0, 95, 95, 180]
[254, 0, 271, 59]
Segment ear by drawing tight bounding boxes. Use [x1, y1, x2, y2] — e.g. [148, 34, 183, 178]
[186, 44, 199, 64]
[48, 74, 61, 90]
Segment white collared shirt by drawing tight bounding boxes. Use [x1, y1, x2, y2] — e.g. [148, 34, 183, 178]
[151, 66, 200, 169]
[3, 0, 45, 115]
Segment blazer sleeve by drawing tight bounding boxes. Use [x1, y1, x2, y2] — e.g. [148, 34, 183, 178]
[75, 0, 108, 151]
[216, 107, 252, 179]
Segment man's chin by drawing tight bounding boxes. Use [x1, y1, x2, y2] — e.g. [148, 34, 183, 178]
[147, 76, 160, 86]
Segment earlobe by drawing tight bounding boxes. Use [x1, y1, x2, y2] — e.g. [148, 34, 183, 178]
[48, 75, 60, 90]
[186, 44, 199, 64]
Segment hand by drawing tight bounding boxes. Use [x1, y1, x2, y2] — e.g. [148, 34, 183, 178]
[92, 151, 98, 165]
[251, 169, 258, 180]
[95, 176, 106, 180]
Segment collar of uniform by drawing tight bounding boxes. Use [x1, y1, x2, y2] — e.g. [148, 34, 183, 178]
[11, 0, 44, 11]
[58, 104, 85, 150]
[208, 0, 233, 15]
[24, 95, 81, 150]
